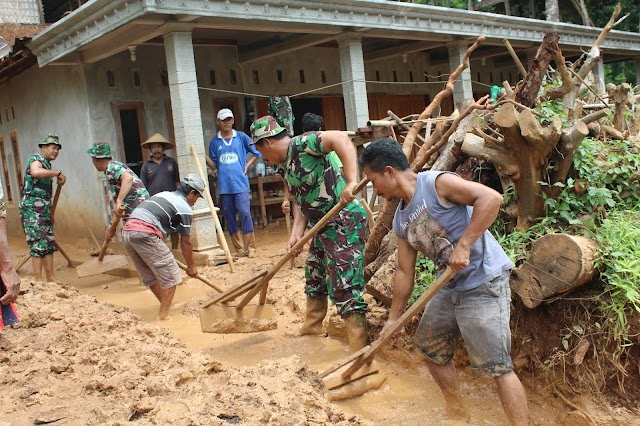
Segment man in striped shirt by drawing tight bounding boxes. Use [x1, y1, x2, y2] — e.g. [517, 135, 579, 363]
[122, 174, 204, 320]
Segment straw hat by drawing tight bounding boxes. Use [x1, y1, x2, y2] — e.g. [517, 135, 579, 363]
[141, 133, 174, 148]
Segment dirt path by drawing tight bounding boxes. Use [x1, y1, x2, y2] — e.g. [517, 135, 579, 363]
[2, 221, 573, 425]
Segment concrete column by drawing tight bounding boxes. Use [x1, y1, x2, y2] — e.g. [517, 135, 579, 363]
[337, 34, 369, 131]
[635, 57, 640, 86]
[163, 28, 218, 253]
[448, 42, 474, 108]
[593, 60, 606, 95]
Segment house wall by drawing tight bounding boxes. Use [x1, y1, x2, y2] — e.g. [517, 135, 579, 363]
[0, 63, 99, 239]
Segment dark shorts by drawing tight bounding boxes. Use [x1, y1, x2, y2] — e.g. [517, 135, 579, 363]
[414, 271, 514, 377]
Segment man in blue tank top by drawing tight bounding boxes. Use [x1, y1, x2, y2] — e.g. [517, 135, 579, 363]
[359, 138, 529, 425]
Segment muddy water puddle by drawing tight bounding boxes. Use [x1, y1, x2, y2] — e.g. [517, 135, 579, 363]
[10, 226, 564, 425]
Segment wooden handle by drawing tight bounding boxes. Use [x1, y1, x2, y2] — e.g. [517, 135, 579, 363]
[50, 181, 64, 224]
[99, 205, 124, 261]
[339, 267, 455, 379]
[189, 145, 235, 273]
[284, 214, 294, 268]
[236, 177, 369, 309]
[175, 259, 224, 292]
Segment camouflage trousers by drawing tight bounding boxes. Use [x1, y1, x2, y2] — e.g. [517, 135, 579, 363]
[267, 96, 294, 136]
[19, 196, 56, 258]
[305, 204, 368, 316]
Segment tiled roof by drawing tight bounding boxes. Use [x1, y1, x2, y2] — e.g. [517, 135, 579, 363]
[0, 23, 49, 47]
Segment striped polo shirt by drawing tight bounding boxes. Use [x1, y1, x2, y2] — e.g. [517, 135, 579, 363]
[126, 190, 192, 238]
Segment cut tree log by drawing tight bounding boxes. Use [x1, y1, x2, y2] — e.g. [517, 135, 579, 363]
[514, 32, 560, 107]
[607, 82, 632, 132]
[510, 233, 598, 308]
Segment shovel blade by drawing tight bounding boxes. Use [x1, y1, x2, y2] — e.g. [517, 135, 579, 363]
[199, 304, 277, 333]
[76, 255, 128, 278]
[322, 360, 386, 401]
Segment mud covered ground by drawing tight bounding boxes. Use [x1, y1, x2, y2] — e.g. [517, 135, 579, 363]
[1, 221, 638, 425]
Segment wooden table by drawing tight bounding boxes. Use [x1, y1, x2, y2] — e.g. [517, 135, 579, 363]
[249, 175, 290, 227]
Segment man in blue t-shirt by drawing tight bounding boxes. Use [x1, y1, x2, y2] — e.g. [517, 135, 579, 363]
[206, 108, 261, 257]
[359, 138, 529, 426]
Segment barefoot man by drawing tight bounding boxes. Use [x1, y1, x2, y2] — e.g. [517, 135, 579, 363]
[121, 174, 203, 320]
[359, 138, 529, 425]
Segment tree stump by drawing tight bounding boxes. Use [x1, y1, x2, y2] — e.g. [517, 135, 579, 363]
[510, 234, 598, 308]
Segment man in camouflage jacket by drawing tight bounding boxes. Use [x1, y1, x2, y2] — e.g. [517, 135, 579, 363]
[250, 115, 368, 352]
[87, 143, 149, 235]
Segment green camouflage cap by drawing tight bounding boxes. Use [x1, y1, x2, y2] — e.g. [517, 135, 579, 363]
[86, 142, 113, 159]
[39, 133, 62, 148]
[250, 115, 286, 144]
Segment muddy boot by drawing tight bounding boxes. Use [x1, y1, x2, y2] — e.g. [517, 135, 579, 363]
[230, 231, 246, 257]
[298, 296, 328, 336]
[345, 313, 368, 352]
[243, 232, 257, 258]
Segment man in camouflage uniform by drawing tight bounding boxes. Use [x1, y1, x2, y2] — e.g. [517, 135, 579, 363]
[250, 115, 368, 352]
[87, 143, 149, 231]
[267, 96, 294, 136]
[19, 133, 66, 283]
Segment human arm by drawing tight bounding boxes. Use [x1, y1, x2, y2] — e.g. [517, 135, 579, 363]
[287, 201, 308, 257]
[435, 173, 504, 272]
[319, 131, 358, 204]
[205, 156, 216, 172]
[140, 163, 149, 187]
[180, 234, 198, 278]
[281, 185, 291, 215]
[245, 155, 258, 175]
[206, 140, 218, 172]
[173, 159, 180, 187]
[379, 237, 418, 339]
[113, 172, 134, 217]
[29, 161, 66, 185]
[0, 219, 20, 304]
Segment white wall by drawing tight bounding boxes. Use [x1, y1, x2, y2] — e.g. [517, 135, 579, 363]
[0, 63, 100, 239]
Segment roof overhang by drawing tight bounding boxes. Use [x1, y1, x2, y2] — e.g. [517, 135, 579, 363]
[27, 0, 640, 67]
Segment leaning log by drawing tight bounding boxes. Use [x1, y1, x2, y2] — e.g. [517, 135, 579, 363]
[510, 233, 598, 308]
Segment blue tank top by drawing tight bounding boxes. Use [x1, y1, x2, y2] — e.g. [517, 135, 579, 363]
[392, 171, 513, 291]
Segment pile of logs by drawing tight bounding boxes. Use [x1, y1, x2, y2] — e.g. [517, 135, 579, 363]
[360, 4, 637, 308]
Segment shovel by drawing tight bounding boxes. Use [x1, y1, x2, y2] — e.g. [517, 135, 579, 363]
[199, 177, 370, 334]
[320, 267, 454, 401]
[76, 205, 128, 278]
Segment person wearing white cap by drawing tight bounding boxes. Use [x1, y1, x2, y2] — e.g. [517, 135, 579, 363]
[206, 108, 261, 257]
[121, 174, 204, 320]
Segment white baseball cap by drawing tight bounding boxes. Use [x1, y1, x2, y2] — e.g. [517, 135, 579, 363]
[217, 108, 234, 120]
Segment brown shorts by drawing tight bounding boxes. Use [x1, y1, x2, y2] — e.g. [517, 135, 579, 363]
[122, 230, 182, 289]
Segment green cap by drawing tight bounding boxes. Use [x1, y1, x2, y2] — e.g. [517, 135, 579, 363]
[39, 133, 62, 148]
[87, 142, 113, 159]
[250, 115, 285, 144]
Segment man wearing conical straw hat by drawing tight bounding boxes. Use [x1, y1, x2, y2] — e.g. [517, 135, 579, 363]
[140, 133, 180, 249]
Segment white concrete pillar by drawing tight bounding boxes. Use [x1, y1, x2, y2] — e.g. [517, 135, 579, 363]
[448, 42, 474, 108]
[337, 34, 370, 131]
[593, 59, 606, 95]
[163, 28, 218, 252]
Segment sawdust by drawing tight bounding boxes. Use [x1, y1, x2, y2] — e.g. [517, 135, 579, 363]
[0, 280, 368, 425]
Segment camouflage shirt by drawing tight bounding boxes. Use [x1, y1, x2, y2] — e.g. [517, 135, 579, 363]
[106, 160, 149, 220]
[22, 154, 53, 199]
[278, 132, 358, 224]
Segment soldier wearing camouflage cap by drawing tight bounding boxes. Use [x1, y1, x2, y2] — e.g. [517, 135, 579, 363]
[250, 115, 369, 353]
[87, 142, 149, 234]
[18, 133, 66, 283]
[122, 173, 204, 320]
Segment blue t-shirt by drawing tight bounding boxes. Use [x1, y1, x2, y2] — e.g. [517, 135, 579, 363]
[392, 171, 513, 291]
[208, 130, 262, 195]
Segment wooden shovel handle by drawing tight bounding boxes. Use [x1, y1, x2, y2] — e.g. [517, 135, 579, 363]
[51, 181, 64, 220]
[236, 177, 369, 309]
[332, 267, 455, 379]
[175, 259, 224, 292]
[99, 205, 124, 261]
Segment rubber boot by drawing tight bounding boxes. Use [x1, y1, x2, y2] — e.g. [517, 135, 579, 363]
[298, 296, 328, 336]
[345, 313, 368, 352]
[230, 230, 246, 257]
[243, 232, 257, 258]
